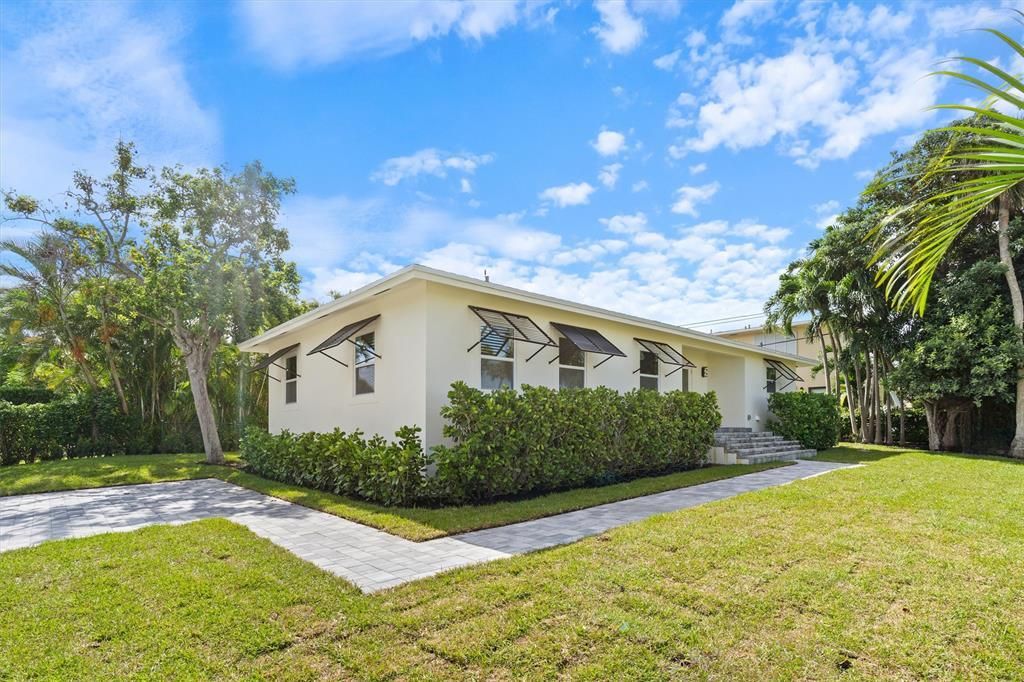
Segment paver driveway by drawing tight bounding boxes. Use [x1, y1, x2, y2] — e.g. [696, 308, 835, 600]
[0, 459, 852, 592]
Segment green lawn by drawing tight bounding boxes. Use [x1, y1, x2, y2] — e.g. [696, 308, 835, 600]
[1, 445, 1021, 679]
[0, 453, 784, 541]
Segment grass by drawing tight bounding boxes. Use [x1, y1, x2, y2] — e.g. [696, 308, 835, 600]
[0, 453, 784, 541]
[1, 444, 1021, 679]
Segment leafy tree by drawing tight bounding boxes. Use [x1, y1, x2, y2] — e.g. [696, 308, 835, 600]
[3, 142, 299, 463]
[871, 27, 1024, 457]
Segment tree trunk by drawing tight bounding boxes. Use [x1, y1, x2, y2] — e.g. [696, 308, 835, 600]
[898, 393, 906, 447]
[844, 371, 858, 440]
[881, 359, 893, 445]
[178, 330, 224, 465]
[924, 401, 942, 451]
[828, 323, 843, 399]
[997, 192, 1024, 458]
[872, 352, 883, 444]
[854, 359, 868, 442]
[817, 326, 833, 394]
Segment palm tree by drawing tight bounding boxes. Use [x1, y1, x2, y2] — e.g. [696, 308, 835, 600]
[871, 27, 1024, 457]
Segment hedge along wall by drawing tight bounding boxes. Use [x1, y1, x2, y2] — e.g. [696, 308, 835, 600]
[767, 391, 841, 451]
[0, 391, 132, 465]
[431, 383, 722, 503]
[239, 382, 722, 507]
[241, 426, 427, 507]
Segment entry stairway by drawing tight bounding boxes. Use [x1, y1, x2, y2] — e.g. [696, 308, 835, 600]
[714, 427, 817, 465]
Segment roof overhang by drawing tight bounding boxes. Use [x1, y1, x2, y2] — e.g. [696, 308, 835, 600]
[238, 264, 815, 366]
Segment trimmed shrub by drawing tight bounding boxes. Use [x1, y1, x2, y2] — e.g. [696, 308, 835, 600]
[431, 382, 721, 504]
[767, 392, 841, 451]
[0, 386, 55, 405]
[241, 425, 427, 507]
[0, 390, 130, 465]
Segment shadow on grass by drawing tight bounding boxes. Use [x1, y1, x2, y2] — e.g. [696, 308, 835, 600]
[816, 443, 1023, 466]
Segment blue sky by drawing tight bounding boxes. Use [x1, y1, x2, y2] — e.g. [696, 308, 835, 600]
[2, 0, 1022, 330]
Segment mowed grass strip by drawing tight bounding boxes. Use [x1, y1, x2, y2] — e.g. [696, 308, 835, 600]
[0, 453, 784, 541]
[1, 446, 1022, 679]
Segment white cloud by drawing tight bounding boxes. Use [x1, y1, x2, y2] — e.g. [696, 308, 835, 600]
[538, 181, 596, 207]
[237, 0, 548, 69]
[370, 148, 494, 185]
[460, 178, 473, 193]
[671, 182, 720, 216]
[592, 0, 645, 54]
[928, 1, 1021, 37]
[653, 49, 681, 71]
[688, 162, 708, 175]
[591, 129, 628, 156]
[720, 0, 776, 44]
[631, 180, 649, 192]
[601, 212, 648, 234]
[598, 162, 623, 189]
[813, 199, 841, 229]
[0, 3, 218, 202]
[731, 220, 790, 243]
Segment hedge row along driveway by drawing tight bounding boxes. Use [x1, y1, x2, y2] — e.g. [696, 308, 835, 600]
[241, 383, 722, 506]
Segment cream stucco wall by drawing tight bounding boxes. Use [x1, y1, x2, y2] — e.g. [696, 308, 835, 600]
[253, 273, 802, 448]
[718, 323, 834, 392]
[265, 279, 428, 440]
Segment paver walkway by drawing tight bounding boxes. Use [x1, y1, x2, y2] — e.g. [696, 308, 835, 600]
[0, 459, 852, 592]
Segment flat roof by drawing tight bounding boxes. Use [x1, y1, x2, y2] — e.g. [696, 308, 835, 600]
[238, 264, 813, 366]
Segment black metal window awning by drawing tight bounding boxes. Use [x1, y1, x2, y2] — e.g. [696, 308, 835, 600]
[306, 314, 381, 367]
[765, 358, 802, 390]
[634, 338, 696, 376]
[550, 322, 625, 368]
[251, 343, 299, 382]
[468, 306, 556, 362]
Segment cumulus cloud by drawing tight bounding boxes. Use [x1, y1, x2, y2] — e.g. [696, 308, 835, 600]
[370, 148, 494, 186]
[653, 49, 681, 70]
[813, 199, 841, 229]
[591, 129, 628, 156]
[689, 162, 708, 175]
[237, 0, 550, 69]
[592, 0, 645, 54]
[538, 181, 597, 207]
[601, 212, 648, 234]
[598, 162, 623, 189]
[720, 0, 776, 44]
[0, 2, 219, 202]
[671, 182, 720, 216]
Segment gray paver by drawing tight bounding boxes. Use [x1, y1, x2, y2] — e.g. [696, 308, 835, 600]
[0, 459, 851, 592]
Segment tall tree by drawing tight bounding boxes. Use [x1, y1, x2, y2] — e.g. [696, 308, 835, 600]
[3, 142, 299, 463]
[870, 28, 1024, 457]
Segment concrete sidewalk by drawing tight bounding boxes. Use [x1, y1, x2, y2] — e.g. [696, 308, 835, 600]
[0, 459, 852, 592]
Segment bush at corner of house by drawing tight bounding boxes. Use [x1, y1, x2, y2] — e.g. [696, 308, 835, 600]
[240, 424, 427, 507]
[767, 391, 841, 450]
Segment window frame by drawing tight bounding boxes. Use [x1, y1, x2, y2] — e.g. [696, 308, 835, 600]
[353, 331, 376, 396]
[638, 349, 659, 392]
[766, 366, 777, 394]
[284, 354, 298, 405]
[557, 336, 586, 389]
[479, 324, 515, 390]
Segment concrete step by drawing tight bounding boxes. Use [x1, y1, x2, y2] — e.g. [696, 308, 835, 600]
[715, 435, 788, 446]
[737, 449, 817, 464]
[731, 443, 805, 456]
[715, 427, 752, 433]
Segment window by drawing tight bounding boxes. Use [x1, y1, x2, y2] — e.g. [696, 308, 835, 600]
[809, 386, 826, 394]
[680, 368, 689, 392]
[354, 332, 375, 395]
[766, 366, 777, 394]
[285, 355, 298, 403]
[639, 350, 658, 391]
[558, 336, 585, 389]
[480, 325, 514, 390]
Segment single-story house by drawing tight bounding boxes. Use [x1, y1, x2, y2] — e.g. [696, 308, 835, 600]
[238, 265, 810, 448]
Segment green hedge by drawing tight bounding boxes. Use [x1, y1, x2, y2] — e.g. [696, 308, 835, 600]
[431, 383, 721, 503]
[0, 391, 131, 465]
[768, 392, 841, 451]
[241, 426, 427, 506]
[239, 383, 722, 507]
[0, 386, 55, 405]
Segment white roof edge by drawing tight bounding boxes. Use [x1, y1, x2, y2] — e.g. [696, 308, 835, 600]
[239, 264, 813, 366]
